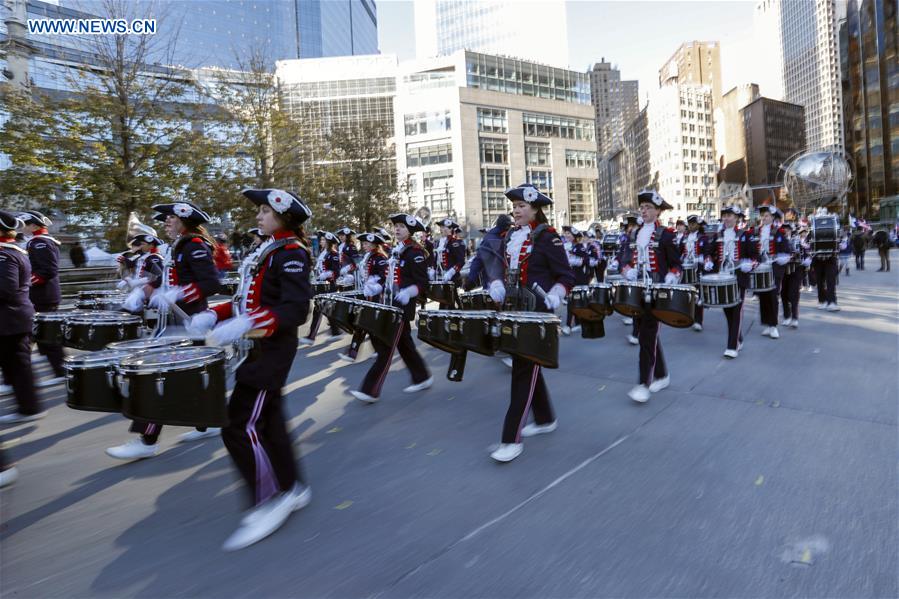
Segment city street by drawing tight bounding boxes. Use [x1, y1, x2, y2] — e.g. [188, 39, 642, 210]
[1, 252, 896, 598]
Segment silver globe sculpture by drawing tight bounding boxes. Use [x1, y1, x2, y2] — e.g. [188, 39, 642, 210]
[781, 151, 852, 210]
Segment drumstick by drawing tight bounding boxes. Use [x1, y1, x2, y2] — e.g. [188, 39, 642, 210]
[164, 295, 192, 323]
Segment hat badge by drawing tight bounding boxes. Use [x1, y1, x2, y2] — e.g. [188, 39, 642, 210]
[523, 187, 538, 202]
[173, 203, 192, 218]
[267, 190, 289, 214]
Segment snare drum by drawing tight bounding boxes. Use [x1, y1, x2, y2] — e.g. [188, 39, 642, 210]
[336, 283, 356, 293]
[651, 284, 697, 328]
[312, 281, 332, 296]
[748, 263, 775, 292]
[612, 281, 649, 317]
[64, 349, 131, 413]
[106, 336, 193, 351]
[63, 312, 143, 351]
[427, 281, 456, 305]
[699, 273, 740, 308]
[417, 310, 458, 354]
[569, 286, 604, 322]
[810, 216, 838, 254]
[316, 293, 364, 334]
[353, 300, 403, 344]
[587, 282, 614, 317]
[681, 262, 699, 285]
[75, 295, 127, 311]
[77, 290, 122, 301]
[495, 312, 560, 368]
[33, 311, 76, 345]
[118, 347, 228, 428]
[458, 290, 495, 311]
[449, 310, 497, 356]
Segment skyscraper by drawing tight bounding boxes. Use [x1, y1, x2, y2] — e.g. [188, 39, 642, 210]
[755, 0, 845, 152]
[658, 41, 722, 106]
[589, 59, 639, 156]
[414, 0, 569, 68]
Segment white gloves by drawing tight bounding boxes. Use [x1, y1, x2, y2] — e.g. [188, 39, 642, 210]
[488, 280, 506, 304]
[609, 259, 619, 271]
[116, 279, 129, 290]
[442, 268, 456, 282]
[664, 272, 679, 285]
[802, 257, 812, 268]
[186, 310, 217, 337]
[394, 285, 419, 306]
[589, 258, 598, 267]
[568, 256, 584, 267]
[427, 267, 436, 281]
[122, 287, 146, 312]
[318, 271, 334, 282]
[148, 287, 183, 311]
[625, 267, 638, 282]
[544, 284, 566, 311]
[337, 274, 355, 287]
[363, 278, 383, 298]
[339, 265, 352, 276]
[774, 254, 791, 265]
[739, 260, 753, 273]
[704, 259, 714, 272]
[206, 314, 252, 346]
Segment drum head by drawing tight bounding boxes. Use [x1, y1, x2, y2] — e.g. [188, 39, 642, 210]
[67, 312, 141, 324]
[107, 336, 192, 351]
[701, 273, 737, 284]
[65, 349, 131, 368]
[495, 311, 560, 324]
[119, 346, 225, 372]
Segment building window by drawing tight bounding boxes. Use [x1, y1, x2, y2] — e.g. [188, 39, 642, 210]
[480, 167, 510, 189]
[404, 110, 452, 136]
[422, 169, 453, 215]
[526, 169, 553, 195]
[565, 149, 597, 169]
[523, 112, 594, 140]
[476, 108, 508, 133]
[479, 139, 509, 164]
[525, 142, 552, 167]
[568, 178, 596, 223]
[406, 143, 453, 167]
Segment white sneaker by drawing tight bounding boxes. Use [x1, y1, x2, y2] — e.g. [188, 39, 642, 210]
[403, 377, 433, 393]
[571, 325, 582, 334]
[0, 384, 12, 395]
[692, 323, 703, 332]
[178, 428, 220, 443]
[723, 349, 738, 359]
[768, 327, 780, 339]
[36, 376, 65, 389]
[627, 335, 639, 345]
[337, 353, 355, 363]
[648, 375, 670, 393]
[826, 303, 841, 312]
[622, 317, 633, 325]
[737, 340, 744, 351]
[761, 327, 771, 337]
[782, 318, 793, 327]
[628, 384, 651, 403]
[789, 319, 799, 329]
[0, 466, 19, 488]
[561, 325, 571, 336]
[298, 337, 314, 347]
[490, 443, 523, 462]
[350, 390, 378, 403]
[223, 493, 294, 551]
[816, 302, 826, 310]
[501, 357, 513, 368]
[106, 439, 159, 460]
[0, 411, 47, 424]
[521, 421, 557, 437]
[241, 482, 312, 526]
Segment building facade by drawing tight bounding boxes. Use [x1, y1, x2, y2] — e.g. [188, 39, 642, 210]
[658, 41, 722, 106]
[714, 84, 761, 185]
[742, 97, 807, 195]
[589, 59, 639, 156]
[840, 0, 897, 220]
[396, 51, 595, 233]
[413, 0, 569, 69]
[755, 0, 844, 152]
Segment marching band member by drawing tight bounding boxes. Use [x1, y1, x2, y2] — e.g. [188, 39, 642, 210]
[337, 232, 390, 363]
[563, 227, 590, 335]
[188, 189, 313, 551]
[300, 232, 342, 345]
[780, 223, 804, 328]
[684, 215, 708, 332]
[118, 233, 164, 295]
[811, 210, 841, 311]
[374, 227, 393, 254]
[432, 218, 466, 309]
[247, 227, 266, 251]
[588, 229, 607, 283]
[704, 205, 758, 359]
[757, 205, 791, 339]
[486, 184, 574, 463]
[106, 201, 222, 460]
[615, 217, 641, 344]
[336, 227, 359, 286]
[350, 214, 432, 403]
[0, 210, 44, 424]
[464, 214, 511, 291]
[621, 192, 681, 403]
[20, 210, 65, 386]
[674, 219, 687, 248]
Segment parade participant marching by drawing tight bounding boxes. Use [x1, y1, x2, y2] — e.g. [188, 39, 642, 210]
[247, 227, 267, 253]
[756, 205, 791, 339]
[620, 192, 681, 403]
[464, 214, 511, 291]
[105, 201, 221, 460]
[562, 227, 590, 335]
[615, 215, 640, 334]
[300, 232, 343, 345]
[19, 210, 64, 386]
[588, 228, 607, 283]
[186, 189, 313, 551]
[118, 233, 164, 297]
[811, 209, 841, 311]
[684, 215, 709, 332]
[336, 227, 359, 287]
[0, 210, 44, 425]
[703, 205, 758, 359]
[337, 232, 390, 363]
[485, 184, 574, 463]
[349, 214, 432, 403]
[430, 218, 465, 308]
[674, 219, 687, 248]
[780, 223, 804, 328]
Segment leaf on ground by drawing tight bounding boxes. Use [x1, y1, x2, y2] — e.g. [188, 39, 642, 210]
[334, 500, 353, 510]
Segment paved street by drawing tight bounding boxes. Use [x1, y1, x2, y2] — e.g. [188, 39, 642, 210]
[1, 250, 896, 598]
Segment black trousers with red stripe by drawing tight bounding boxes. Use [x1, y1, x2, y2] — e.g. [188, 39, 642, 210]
[723, 288, 746, 350]
[0, 333, 40, 415]
[32, 303, 66, 377]
[359, 321, 429, 398]
[502, 356, 555, 444]
[782, 269, 802, 320]
[222, 382, 303, 508]
[637, 310, 667, 386]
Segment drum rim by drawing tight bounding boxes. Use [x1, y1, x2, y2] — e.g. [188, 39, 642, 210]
[118, 346, 226, 372]
[452, 310, 497, 319]
[700, 274, 738, 283]
[587, 282, 612, 288]
[496, 311, 561, 323]
[66, 313, 143, 324]
[653, 284, 699, 292]
[106, 336, 192, 350]
[64, 349, 132, 368]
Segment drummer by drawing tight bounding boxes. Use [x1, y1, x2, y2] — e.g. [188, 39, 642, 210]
[0, 210, 44, 424]
[247, 227, 266, 251]
[337, 232, 390, 363]
[589, 228, 607, 283]
[485, 183, 574, 463]
[464, 214, 511, 292]
[620, 191, 681, 403]
[374, 227, 393, 254]
[684, 215, 708, 332]
[119, 233, 164, 299]
[300, 232, 343, 345]
[563, 227, 590, 335]
[336, 227, 358, 285]
[106, 201, 222, 460]
[779, 222, 803, 328]
[757, 205, 791, 339]
[349, 214, 432, 403]
[615, 217, 642, 344]
[703, 205, 758, 359]
[429, 218, 464, 309]
[674, 219, 687, 248]
[20, 210, 65, 387]
[188, 188, 313, 551]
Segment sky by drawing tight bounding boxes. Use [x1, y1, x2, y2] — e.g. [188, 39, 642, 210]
[377, 0, 776, 106]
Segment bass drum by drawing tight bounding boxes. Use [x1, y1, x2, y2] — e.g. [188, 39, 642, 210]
[64, 349, 131, 413]
[810, 216, 838, 254]
[118, 347, 228, 428]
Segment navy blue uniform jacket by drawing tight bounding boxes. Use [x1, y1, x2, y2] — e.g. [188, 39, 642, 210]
[0, 242, 35, 335]
[26, 233, 61, 307]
